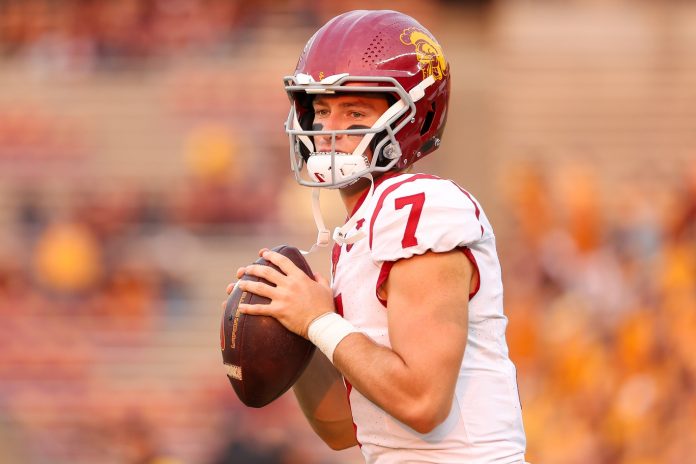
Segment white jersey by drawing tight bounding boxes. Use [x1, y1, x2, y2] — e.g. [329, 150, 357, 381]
[330, 173, 526, 464]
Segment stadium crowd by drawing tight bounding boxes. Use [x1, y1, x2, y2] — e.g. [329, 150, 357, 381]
[499, 161, 696, 463]
[1, 1, 695, 463]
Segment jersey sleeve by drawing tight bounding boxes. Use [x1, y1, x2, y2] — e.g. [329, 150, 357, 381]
[369, 177, 489, 263]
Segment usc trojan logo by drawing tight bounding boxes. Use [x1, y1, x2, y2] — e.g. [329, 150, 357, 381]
[400, 27, 448, 81]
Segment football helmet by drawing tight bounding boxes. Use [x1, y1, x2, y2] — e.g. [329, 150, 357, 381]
[285, 10, 451, 189]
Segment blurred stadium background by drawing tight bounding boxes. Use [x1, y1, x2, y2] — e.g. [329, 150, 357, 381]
[1, 0, 695, 463]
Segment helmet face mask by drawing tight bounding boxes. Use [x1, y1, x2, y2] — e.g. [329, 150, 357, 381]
[284, 10, 450, 189]
[285, 75, 415, 188]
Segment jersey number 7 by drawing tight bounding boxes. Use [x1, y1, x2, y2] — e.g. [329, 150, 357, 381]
[395, 193, 425, 248]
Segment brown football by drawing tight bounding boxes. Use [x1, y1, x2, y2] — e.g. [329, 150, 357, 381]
[220, 245, 316, 408]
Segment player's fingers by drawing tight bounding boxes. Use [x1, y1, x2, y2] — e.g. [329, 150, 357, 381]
[237, 280, 275, 299]
[238, 303, 273, 317]
[261, 249, 302, 277]
[235, 267, 246, 279]
[258, 248, 270, 257]
[243, 264, 284, 285]
[226, 282, 236, 294]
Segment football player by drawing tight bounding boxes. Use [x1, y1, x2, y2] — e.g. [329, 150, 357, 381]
[231, 10, 527, 463]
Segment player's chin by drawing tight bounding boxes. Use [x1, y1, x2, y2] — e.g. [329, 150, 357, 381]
[339, 176, 372, 193]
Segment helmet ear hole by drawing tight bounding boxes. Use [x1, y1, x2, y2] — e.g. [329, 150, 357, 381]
[420, 102, 436, 136]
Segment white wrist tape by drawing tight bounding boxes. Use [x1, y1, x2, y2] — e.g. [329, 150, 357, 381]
[307, 312, 358, 363]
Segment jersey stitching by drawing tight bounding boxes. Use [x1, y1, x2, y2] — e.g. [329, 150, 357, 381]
[375, 260, 395, 308]
[461, 246, 481, 300]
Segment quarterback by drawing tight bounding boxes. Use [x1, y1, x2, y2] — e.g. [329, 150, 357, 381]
[233, 10, 527, 463]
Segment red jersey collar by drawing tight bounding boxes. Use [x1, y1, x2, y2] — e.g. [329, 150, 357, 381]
[348, 171, 403, 218]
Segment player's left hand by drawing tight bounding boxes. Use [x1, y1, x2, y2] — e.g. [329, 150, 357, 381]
[235, 248, 335, 339]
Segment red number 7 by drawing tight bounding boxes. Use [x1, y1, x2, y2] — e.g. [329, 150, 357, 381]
[395, 193, 425, 248]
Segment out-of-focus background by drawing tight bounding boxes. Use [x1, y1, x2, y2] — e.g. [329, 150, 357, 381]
[1, 0, 695, 463]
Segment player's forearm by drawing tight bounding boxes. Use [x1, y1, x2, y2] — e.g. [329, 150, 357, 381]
[333, 333, 456, 434]
[298, 413, 358, 450]
[293, 350, 358, 449]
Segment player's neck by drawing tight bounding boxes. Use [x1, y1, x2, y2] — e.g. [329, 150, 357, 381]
[338, 170, 405, 215]
[339, 178, 371, 216]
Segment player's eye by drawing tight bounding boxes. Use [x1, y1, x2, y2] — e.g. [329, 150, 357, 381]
[314, 109, 329, 118]
[350, 111, 365, 118]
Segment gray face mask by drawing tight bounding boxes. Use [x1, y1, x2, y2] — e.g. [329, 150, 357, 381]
[284, 74, 431, 189]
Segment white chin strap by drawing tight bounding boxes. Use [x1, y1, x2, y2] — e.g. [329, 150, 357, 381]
[301, 188, 331, 255]
[301, 174, 375, 255]
[333, 174, 374, 245]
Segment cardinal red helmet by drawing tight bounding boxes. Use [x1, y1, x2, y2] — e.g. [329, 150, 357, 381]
[284, 10, 451, 188]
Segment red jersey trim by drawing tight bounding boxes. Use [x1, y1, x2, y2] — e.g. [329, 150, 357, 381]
[375, 260, 395, 308]
[460, 246, 481, 300]
[348, 171, 403, 220]
[344, 379, 361, 447]
[371, 248, 479, 308]
[334, 173, 402, 275]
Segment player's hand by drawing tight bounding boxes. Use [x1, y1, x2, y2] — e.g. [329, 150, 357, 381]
[235, 248, 335, 339]
[220, 267, 247, 310]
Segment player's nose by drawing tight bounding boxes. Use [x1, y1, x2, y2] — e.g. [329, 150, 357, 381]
[314, 118, 345, 150]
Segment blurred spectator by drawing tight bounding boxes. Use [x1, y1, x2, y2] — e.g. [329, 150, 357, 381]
[211, 440, 303, 464]
[0, 241, 33, 313]
[175, 123, 278, 228]
[14, 188, 48, 240]
[0, 0, 263, 70]
[500, 159, 696, 463]
[32, 219, 104, 295]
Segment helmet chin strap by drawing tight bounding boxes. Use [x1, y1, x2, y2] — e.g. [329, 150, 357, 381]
[333, 173, 374, 245]
[301, 175, 374, 255]
[301, 187, 331, 255]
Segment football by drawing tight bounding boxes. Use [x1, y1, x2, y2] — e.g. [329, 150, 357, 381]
[220, 245, 316, 408]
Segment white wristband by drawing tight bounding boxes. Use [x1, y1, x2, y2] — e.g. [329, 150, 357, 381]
[307, 312, 358, 363]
